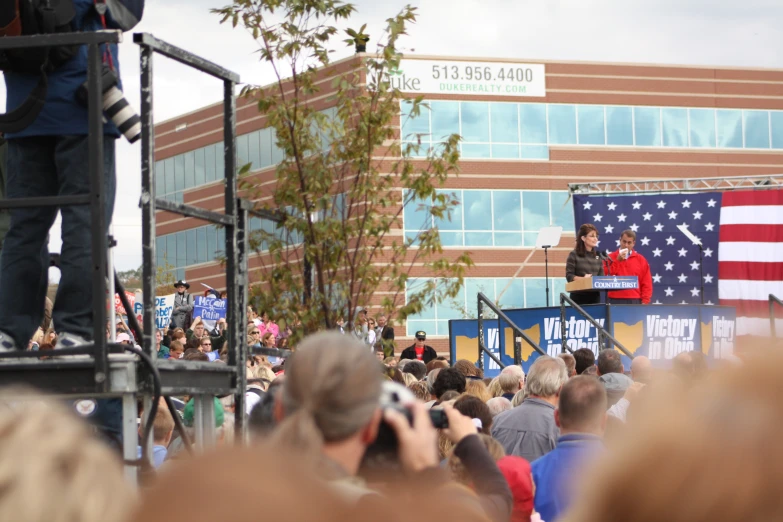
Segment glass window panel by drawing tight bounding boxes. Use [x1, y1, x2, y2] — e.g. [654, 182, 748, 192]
[406, 279, 436, 320]
[577, 105, 605, 145]
[176, 268, 185, 282]
[259, 129, 273, 168]
[519, 104, 547, 144]
[217, 227, 226, 256]
[196, 227, 208, 264]
[184, 151, 195, 189]
[154, 161, 164, 195]
[490, 103, 519, 143]
[236, 134, 249, 168]
[175, 192, 183, 204]
[403, 192, 431, 233]
[176, 232, 186, 268]
[430, 101, 459, 142]
[550, 191, 574, 230]
[194, 147, 206, 186]
[662, 108, 688, 147]
[520, 145, 549, 159]
[547, 104, 577, 145]
[439, 231, 463, 246]
[525, 278, 547, 308]
[523, 232, 539, 247]
[204, 143, 216, 182]
[495, 278, 525, 309]
[491, 144, 519, 158]
[407, 320, 437, 337]
[248, 130, 261, 168]
[163, 158, 175, 193]
[401, 100, 431, 141]
[166, 235, 177, 268]
[185, 229, 196, 266]
[156, 236, 166, 268]
[460, 102, 490, 142]
[215, 143, 225, 179]
[434, 190, 462, 231]
[271, 134, 284, 164]
[551, 278, 567, 307]
[207, 227, 217, 260]
[174, 155, 185, 191]
[522, 191, 550, 232]
[435, 321, 451, 336]
[688, 109, 716, 148]
[465, 278, 496, 317]
[492, 191, 521, 231]
[771, 112, 783, 149]
[634, 107, 661, 146]
[461, 144, 491, 158]
[494, 232, 522, 247]
[744, 110, 770, 149]
[463, 190, 492, 231]
[465, 232, 493, 246]
[716, 109, 742, 148]
[436, 285, 465, 320]
[606, 106, 633, 145]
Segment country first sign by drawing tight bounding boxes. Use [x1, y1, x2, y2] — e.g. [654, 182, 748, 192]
[388, 59, 546, 97]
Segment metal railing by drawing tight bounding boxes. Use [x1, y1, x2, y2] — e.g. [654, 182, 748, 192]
[559, 293, 635, 359]
[771, 294, 783, 338]
[134, 33, 248, 438]
[476, 292, 544, 371]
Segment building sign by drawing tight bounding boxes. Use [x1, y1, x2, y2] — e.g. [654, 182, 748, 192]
[389, 59, 546, 97]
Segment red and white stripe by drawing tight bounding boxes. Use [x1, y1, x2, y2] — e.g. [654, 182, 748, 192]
[718, 189, 783, 336]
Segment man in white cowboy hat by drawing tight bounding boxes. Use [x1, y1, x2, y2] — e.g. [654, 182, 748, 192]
[170, 280, 194, 330]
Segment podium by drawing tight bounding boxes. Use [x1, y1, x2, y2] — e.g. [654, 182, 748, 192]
[566, 276, 638, 293]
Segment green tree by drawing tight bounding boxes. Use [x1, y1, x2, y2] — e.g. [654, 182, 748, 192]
[214, 1, 473, 339]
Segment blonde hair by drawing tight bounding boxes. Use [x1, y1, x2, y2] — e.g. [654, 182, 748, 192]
[0, 389, 135, 522]
[487, 377, 503, 398]
[271, 332, 382, 456]
[31, 328, 45, 346]
[402, 372, 418, 387]
[464, 380, 492, 403]
[511, 389, 527, 407]
[448, 434, 506, 485]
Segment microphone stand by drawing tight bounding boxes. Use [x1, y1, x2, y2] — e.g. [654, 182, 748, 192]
[542, 245, 551, 307]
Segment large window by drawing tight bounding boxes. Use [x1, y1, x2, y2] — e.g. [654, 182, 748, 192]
[405, 277, 568, 336]
[401, 101, 783, 159]
[404, 190, 574, 248]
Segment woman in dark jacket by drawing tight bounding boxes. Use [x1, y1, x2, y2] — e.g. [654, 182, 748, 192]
[565, 223, 603, 305]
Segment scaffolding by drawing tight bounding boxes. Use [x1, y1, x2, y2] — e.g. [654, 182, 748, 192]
[0, 30, 251, 484]
[569, 173, 783, 195]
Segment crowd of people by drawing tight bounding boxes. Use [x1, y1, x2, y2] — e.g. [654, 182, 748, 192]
[2, 321, 778, 522]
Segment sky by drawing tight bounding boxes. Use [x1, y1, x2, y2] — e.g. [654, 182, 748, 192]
[2, 0, 783, 280]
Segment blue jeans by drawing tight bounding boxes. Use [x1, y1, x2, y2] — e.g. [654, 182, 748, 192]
[0, 135, 116, 345]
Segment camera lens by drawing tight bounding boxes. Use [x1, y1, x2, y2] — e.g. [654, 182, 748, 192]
[102, 86, 141, 143]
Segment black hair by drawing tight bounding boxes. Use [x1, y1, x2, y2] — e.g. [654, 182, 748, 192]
[402, 360, 427, 381]
[573, 348, 596, 376]
[433, 367, 467, 399]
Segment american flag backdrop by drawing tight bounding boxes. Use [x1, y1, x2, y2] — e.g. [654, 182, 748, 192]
[573, 189, 783, 336]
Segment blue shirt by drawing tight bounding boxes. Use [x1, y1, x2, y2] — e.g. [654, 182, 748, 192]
[531, 433, 604, 522]
[136, 444, 168, 469]
[4, 0, 143, 138]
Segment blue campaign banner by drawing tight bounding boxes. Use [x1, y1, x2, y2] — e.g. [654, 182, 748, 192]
[449, 319, 513, 378]
[699, 306, 737, 360]
[193, 296, 227, 330]
[610, 305, 702, 368]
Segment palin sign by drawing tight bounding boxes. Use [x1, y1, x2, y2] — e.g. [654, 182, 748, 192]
[388, 59, 546, 97]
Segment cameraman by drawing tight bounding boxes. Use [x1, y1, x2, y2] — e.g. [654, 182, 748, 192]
[0, 0, 144, 350]
[270, 332, 512, 521]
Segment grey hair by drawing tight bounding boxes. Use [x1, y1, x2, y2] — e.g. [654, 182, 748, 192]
[397, 359, 413, 371]
[486, 397, 513, 417]
[525, 356, 568, 398]
[498, 365, 525, 393]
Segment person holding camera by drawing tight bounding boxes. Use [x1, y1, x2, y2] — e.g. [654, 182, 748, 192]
[0, 0, 144, 351]
[270, 331, 512, 520]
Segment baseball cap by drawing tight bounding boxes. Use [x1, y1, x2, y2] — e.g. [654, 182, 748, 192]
[116, 332, 131, 343]
[183, 397, 225, 428]
[415, 330, 426, 340]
